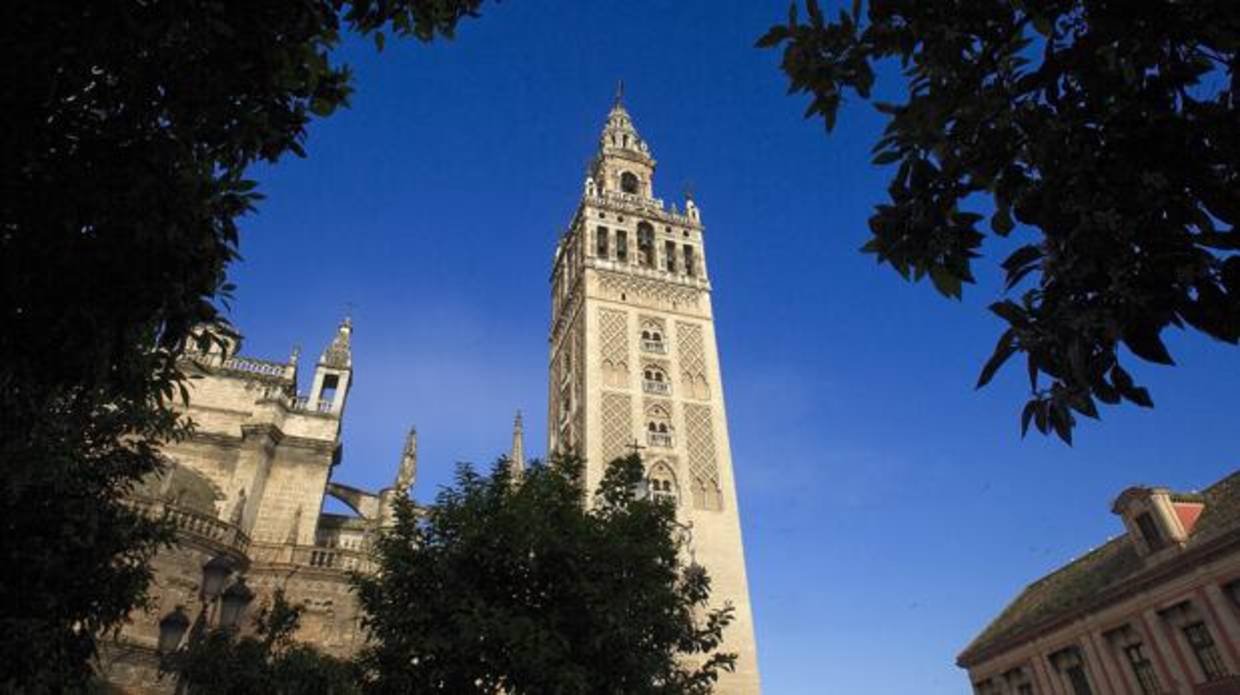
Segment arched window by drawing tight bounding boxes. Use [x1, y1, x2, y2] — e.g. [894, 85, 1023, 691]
[636, 222, 655, 268]
[640, 321, 666, 353]
[621, 171, 639, 194]
[642, 365, 670, 395]
[648, 462, 678, 506]
[646, 404, 673, 447]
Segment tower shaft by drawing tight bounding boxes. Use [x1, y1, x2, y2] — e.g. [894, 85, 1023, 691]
[547, 96, 760, 693]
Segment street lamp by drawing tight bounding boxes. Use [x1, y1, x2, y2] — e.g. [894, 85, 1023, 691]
[157, 555, 253, 692]
[200, 556, 233, 601]
[157, 605, 191, 654]
[218, 576, 254, 630]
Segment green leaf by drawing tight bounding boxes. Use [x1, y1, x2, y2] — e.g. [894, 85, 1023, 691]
[755, 25, 789, 48]
[991, 207, 1014, 236]
[977, 330, 1017, 388]
[873, 150, 903, 165]
[929, 265, 963, 299]
[1123, 327, 1175, 365]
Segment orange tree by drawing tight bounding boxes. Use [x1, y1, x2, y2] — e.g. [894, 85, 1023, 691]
[762, 0, 1239, 442]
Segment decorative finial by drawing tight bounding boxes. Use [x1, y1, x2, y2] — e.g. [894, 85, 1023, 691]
[343, 302, 354, 328]
[615, 79, 625, 106]
[395, 425, 417, 491]
[509, 410, 525, 480]
[289, 345, 301, 364]
[683, 180, 696, 202]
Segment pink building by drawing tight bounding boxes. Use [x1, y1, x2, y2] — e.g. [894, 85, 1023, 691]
[959, 471, 1240, 695]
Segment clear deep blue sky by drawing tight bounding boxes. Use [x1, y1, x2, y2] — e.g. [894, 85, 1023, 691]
[229, 2, 1238, 692]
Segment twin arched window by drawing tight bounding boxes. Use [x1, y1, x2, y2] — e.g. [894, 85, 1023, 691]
[648, 462, 678, 506]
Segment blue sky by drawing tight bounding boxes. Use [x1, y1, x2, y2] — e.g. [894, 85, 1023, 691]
[228, 2, 1239, 692]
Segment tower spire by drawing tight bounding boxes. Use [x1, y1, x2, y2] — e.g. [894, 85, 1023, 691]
[509, 410, 525, 479]
[395, 425, 417, 492]
[614, 79, 624, 106]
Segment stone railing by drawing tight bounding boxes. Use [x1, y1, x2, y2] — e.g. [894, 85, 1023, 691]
[220, 356, 290, 379]
[290, 395, 337, 415]
[641, 340, 666, 354]
[129, 497, 250, 556]
[249, 542, 375, 574]
[643, 380, 671, 396]
[648, 432, 673, 448]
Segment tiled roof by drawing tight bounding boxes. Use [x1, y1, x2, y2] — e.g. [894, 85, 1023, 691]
[958, 469, 1240, 665]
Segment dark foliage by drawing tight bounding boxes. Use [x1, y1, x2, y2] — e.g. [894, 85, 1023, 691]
[761, 0, 1239, 442]
[354, 454, 736, 694]
[168, 589, 359, 694]
[1, 1, 489, 689]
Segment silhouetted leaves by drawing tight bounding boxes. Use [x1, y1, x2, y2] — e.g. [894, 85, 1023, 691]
[763, 0, 1240, 444]
[1, 1, 489, 688]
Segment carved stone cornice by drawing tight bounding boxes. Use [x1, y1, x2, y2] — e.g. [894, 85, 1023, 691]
[593, 269, 706, 313]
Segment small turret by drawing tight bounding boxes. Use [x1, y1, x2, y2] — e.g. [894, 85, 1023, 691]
[395, 426, 417, 492]
[509, 411, 525, 480]
[309, 317, 353, 415]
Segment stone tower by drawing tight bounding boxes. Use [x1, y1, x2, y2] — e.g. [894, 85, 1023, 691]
[547, 92, 761, 693]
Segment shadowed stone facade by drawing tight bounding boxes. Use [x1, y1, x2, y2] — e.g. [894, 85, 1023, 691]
[99, 320, 411, 693]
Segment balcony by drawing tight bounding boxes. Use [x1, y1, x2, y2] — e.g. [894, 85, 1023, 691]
[643, 380, 671, 396]
[128, 497, 250, 557]
[641, 340, 666, 354]
[648, 432, 673, 448]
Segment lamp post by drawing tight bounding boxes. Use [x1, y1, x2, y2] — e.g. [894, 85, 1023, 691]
[157, 555, 254, 693]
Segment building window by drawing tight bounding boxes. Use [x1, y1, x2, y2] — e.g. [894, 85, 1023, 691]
[647, 462, 677, 506]
[596, 226, 609, 258]
[640, 325, 665, 353]
[1124, 643, 1162, 695]
[1003, 667, 1035, 695]
[1065, 665, 1093, 695]
[1051, 648, 1094, 695]
[616, 230, 628, 263]
[1135, 512, 1166, 551]
[1226, 579, 1240, 609]
[646, 404, 673, 448]
[642, 365, 670, 395]
[665, 240, 677, 272]
[1184, 622, 1229, 681]
[621, 171, 639, 194]
[683, 244, 696, 277]
[637, 223, 655, 268]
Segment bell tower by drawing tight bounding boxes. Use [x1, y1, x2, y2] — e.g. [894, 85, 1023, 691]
[547, 92, 760, 693]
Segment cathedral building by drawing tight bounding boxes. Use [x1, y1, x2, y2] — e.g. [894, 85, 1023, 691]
[100, 94, 761, 693]
[547, 94, 761, 693]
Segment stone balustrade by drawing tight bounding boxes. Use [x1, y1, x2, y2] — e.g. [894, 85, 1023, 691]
[128, 497, 250, 556]
[248, 542, 375, 573]
[220, 355, 290, 378]
[643, 380, 671, 395]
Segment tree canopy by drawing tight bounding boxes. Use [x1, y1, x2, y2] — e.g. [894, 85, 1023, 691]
[761, 0, 1239, 442]
[354, 455, 737, 694]
[1, 1, 489, 689]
